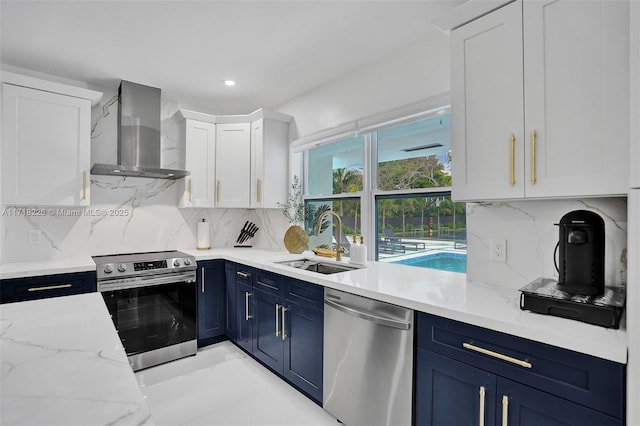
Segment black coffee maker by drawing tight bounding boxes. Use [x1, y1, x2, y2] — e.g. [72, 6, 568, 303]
[555, 210, 605, 295]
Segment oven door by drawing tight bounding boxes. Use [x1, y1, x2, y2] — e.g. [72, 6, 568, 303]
[101, 281, 196, 360]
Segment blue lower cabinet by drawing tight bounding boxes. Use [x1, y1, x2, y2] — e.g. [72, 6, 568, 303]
[196, 260, 225, 347]
[498, 378, 621, 426]
[236, 281, 253, 353]
[224, 262, 237, 340]
[415, 312, 625, 426]
[416, 348, 496, 426]
[0, 271, 96, 304]
[283, 299, 323, 403]
[253, 289, 284, 372]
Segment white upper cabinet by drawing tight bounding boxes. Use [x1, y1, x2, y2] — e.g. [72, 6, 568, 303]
[175, 111, 216, 208]
[173, 108, 291, 209]
[2, 73, 102, 206]
[451, 0, 629, 201]
[250, 114, 291, 209]
[216, 122, 251, 208]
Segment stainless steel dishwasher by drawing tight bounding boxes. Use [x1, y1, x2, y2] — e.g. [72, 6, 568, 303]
[323, 288, 414, 426]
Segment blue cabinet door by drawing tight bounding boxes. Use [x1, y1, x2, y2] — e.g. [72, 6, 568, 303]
[497, 378, 622, 426]
[253, 289, 284, 372]
[283, 299, 324, 404]
[224, 262, 237, 340]
[235, 281, 253, 353]
[415, 348, 496, 426]
[196, 260, 225, 346]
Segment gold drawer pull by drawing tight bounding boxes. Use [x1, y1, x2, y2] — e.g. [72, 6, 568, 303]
[236, 271, 249, 278]
[509, 133, 516, 187]
[28, 283, 72, 292]
[188, 179, 193, 202]
[463, 342, 532, 368]
[82, 171, 87, 200]
[479, 386, 486, 426]
[502, 395, 509, 426]
[256, 179, 262, 203]
[530, 130, 537, 185]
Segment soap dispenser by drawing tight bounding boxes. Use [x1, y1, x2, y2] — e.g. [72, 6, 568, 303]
[358, 236, 367, 265]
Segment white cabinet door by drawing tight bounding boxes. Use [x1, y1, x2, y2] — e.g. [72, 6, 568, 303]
[2, 84, 91, 206]
[216, 123, 251, 208]
[250, 118, 289, 208]
[451, 0, 525, 201]
[451, 0, 629, 201]
[523, 0, 629, 198]
[181, 119, 216, 208]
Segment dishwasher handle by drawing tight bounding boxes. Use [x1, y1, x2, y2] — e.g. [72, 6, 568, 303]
[324, 298, 411, 330]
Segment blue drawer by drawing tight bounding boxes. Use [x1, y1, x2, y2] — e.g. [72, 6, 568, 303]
[416, 312, 625, 419]
[1, 271, 97, 304]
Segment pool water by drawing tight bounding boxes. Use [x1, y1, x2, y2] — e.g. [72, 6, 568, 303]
[391, 252, 467, 273]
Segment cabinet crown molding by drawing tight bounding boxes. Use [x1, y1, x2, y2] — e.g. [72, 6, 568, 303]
[173, 107, 293, 125]
[1, 71, 103, 106]
[433, 0, 513, 33]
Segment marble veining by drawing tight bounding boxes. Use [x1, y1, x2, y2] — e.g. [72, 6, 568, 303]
[185, 248, 628, 364]
[0, 293, 153, 425]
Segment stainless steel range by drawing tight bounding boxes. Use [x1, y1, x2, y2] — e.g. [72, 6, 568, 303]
[94, 250, 197, 371]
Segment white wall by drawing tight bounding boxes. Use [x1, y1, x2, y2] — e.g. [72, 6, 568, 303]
[275, 30, 451, 139]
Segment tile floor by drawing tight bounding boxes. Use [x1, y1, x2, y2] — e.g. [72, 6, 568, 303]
[135, 341, 338, 426]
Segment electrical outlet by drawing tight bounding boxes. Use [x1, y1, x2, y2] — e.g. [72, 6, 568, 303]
[29, 229, 42, 245]
[490, 238, 506, 262]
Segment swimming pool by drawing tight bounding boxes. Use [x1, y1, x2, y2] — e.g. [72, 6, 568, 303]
[390, 252, 467, 273]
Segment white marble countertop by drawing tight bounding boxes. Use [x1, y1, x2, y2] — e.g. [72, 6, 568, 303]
[0, 293, 153, 426]
[184, 248, 629, 364]
[0, 256, 96, 280]
[0, 248, 628, 364]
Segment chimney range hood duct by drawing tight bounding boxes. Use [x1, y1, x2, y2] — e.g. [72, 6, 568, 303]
[91, 80, 189, 179]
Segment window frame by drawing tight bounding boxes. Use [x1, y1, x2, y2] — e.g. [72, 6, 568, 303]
[298, 96, 455, 262]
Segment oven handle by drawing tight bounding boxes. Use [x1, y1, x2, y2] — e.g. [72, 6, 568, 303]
[98, 271, 196, 292]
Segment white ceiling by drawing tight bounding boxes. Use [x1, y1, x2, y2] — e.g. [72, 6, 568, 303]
[0, 0, 461, 114]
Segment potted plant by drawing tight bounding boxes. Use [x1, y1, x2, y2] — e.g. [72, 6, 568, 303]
[279, 176, 309, 254]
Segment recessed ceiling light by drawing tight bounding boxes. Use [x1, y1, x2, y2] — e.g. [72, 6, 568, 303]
[224, 80, 236, 87]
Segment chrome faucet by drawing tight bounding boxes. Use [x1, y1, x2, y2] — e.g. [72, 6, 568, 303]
[315, 211, 344, 262]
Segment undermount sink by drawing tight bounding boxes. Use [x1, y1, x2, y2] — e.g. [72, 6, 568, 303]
[275, 258, 363, 275]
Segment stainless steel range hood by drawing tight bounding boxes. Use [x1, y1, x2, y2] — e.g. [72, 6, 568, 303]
[91, 80, 189, 179]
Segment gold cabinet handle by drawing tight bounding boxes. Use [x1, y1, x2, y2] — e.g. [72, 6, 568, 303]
[479, 386, 486, 426]
[509, 133, 516, 186]
[237, 271, 249, 278]
[281, 306, 288, 340]
[245, 291, 252, 320]
[502, 395, 509, 426]
[201, 266, 205, 293]
[28, 283, 72, 292]
[275, 303, 281, 337]
[463, 342, 532, 368]
[188, 179, 193, 202]
[216, 180, 221, 203]
[256, 179, 262, 203]
[530, 130, 537, 185]
[82, 171, 87, 200]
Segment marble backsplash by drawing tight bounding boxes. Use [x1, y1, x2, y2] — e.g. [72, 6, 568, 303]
[0, 88, 290, 263]
[0, 87, 629, 293]
[465, 198, 628, 290]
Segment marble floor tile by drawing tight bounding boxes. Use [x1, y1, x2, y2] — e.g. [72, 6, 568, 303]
[136, 341, 337, 426]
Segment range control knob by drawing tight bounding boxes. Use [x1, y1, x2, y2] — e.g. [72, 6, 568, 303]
[183, 258, 192, 266]
[104, 264, 114, 274]
[117, 263, 127, 273]
[173, 259, 182, 267]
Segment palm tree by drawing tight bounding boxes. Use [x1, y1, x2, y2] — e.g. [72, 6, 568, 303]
[332, 168, 361, 217]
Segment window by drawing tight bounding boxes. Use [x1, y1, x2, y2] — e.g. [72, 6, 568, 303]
[300, 101, 466, 272]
